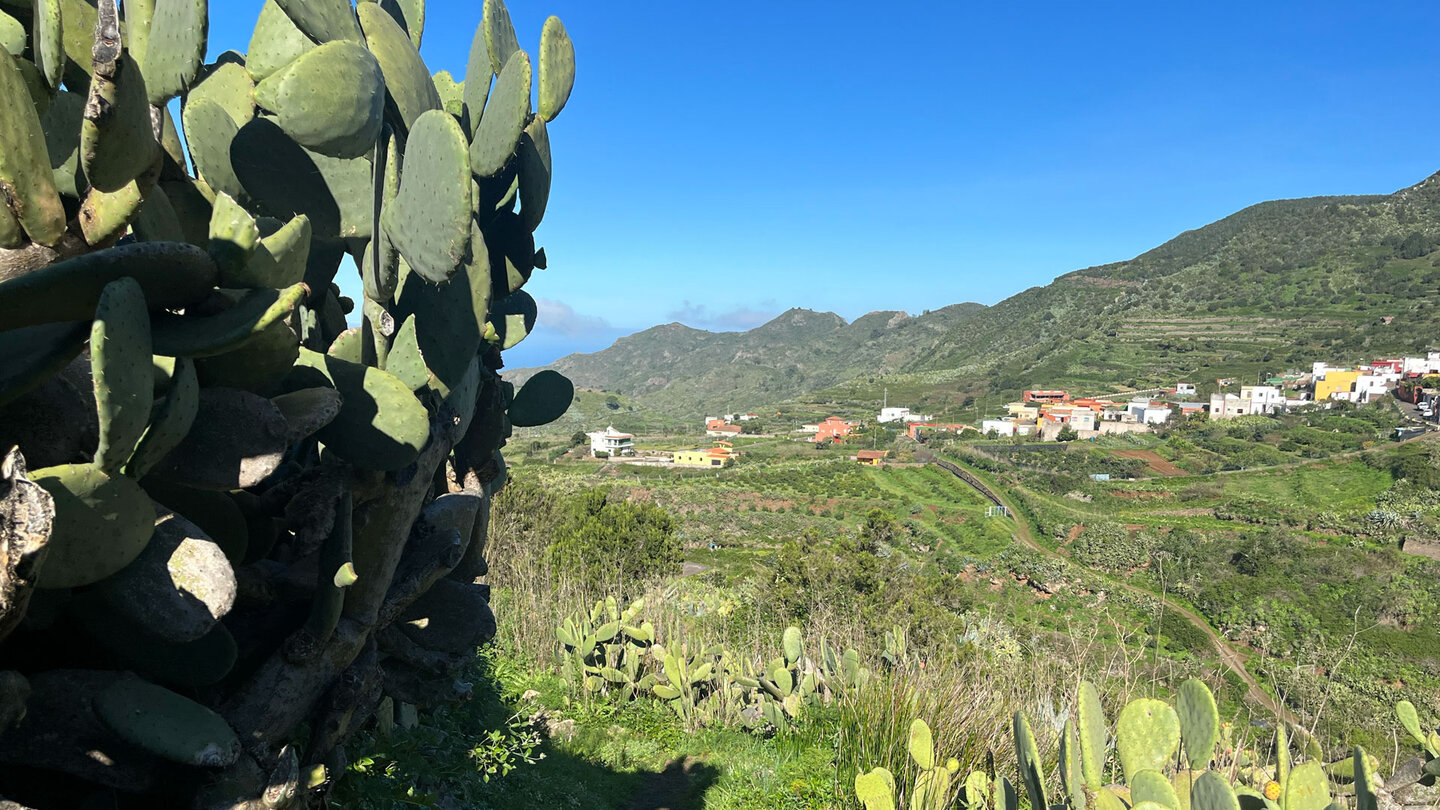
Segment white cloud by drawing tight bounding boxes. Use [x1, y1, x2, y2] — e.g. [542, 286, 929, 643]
[668, 299, 779, 331]
[536, 298, 614, 337]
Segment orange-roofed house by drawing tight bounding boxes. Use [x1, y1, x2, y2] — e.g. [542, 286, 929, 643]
[814, 416, 857, 443]
[856, 450, 889, 466]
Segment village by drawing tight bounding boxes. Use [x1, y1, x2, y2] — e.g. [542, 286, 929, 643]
[578, 352, 1440, 469]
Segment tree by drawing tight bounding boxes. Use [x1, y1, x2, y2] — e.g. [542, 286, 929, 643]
[570, 431, 588, 447]
[1055, 425, 1079, 442]
[860, 508, 899, 552]
[605, 394, 621, 410]
[547, 491, 680, 591]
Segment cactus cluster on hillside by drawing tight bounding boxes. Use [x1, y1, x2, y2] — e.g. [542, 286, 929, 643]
[555, 599, 870, 731]
[857, 681, 1439, 810]
[0, 0, 575, 805]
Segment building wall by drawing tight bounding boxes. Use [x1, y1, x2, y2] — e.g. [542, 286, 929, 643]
[1315, 370, 1361, 401]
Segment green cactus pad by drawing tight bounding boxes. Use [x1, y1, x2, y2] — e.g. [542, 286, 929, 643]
[246, 0, 316, 81]
[1116, 697, 1181, 781]
[152, 283, 307, 358]
[0, 11, 22, 60]
[434, 69, 464, 119]
[1014, 712, 1047, 810]
[854, 767, 896, 810]
[124, 357, 199, 479]
[162, 177, 213, 244]
[79, 156, 163, 246]
[538, 15, 573, 122]
[1134, 802, 1173, 810]
[390, 225, 489, 397]
[32, 463, 155, 588]
[1351, 747, 1376, 810]
[128, 0, 205, 104]
[1191, 770, 1241, 810]
[517, 115, 551, 232]
[463, 20, 491, 130]
[270, 386, 343, 443]
[232, 117, 372, 239]
[289, 348, 431, 471]
[81, 52, 160, 192]
[358, 1, 441, 130]
[482, 0, 518, 76]
[149, 387, 289, 489]
[1133, 769, 1180, 810]
[194, 317, 300, 395]
[182, 97, 247, 201]
[383, 109, 472, 282]
[379, 0, 425, 47]
[138, 478, 248, 563]
[0, 43, 65, 246]
[1274, 723, 1290, 787]
[132, 185, 186, 242]
[226, 214, 311, 289]
[34, 0, 63, 90]
[484, 211, 536, 295]
[0, 321, 87, 407]
[1177, 678, 1220, 769]
[188, 60, 255, 127]
[994, 775, 1019, 810]
[208, 191, 260, 276]
[908, 718, 934, 769]
[91, 277, 155, 475]
[1283, 762, 1329, 810]
[275, 0, 361, 44]
[254, 41, 385, 159]
[488, 289, 536, 350]
[96, 677, 240, 767]
[1060, 719, 1086, 810]
[383, 315, 429, 391]
[470, 48, 530, 178]
[81, 607, 238, 687]
[1396, 700, 1424, 745]
[1077, 680, 1107, 790]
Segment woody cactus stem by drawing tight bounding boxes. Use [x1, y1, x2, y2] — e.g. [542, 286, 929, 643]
[0, 0, 577, 805]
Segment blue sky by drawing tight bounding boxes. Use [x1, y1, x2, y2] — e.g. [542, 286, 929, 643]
[209, 2, 1440, 366]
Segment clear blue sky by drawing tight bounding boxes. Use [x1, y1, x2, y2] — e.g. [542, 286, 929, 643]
[209, 2, 1440, 366]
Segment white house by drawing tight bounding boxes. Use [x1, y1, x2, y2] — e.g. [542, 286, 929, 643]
[587, 426, 634, 457]
[1175, 382, 1197, 396]
[1127, 398, 1171, 425]
[1353, 374, 1395, 403]
[982, 418, 1015, 437]
[1239, 385, 1285, 415]
[878, 407, 933, 423]
[1402, 352, 1440, 376]
[1209, 393, 1253, 420]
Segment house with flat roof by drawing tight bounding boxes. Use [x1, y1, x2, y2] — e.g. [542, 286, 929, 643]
[856, 450, 889, 466]
[587, 427, 634, 457]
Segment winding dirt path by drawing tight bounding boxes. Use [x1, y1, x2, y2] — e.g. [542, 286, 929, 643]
[914, 446, 1298, 725]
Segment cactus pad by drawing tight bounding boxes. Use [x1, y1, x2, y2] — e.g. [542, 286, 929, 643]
[130, 0, 206, 104]
[81, 52, 160, 192]
[149, 387, 289, 489]
[538, 15, 573, 122]
[91, 277, 154, 475]
[188, 59, 255, 126]
[1191, 770, 1241, 810]
[254, 41, 385, 159]
[1116, 697, 1181, 781]
[384, 109, 473, 283]
[517, 115, 551, 231]
[1283, 762, 1330, 810]
[151, 283, 307, 358]
[909, 718, 934, 769]
[489, 289, 537, 349]
[1177, 678, 1219, 769]
[1014, 711, 1047, 810]
[274, 0, 361, 44]
[96, 677, 240, 767]
[358, 1, 441, 130]
[125, 355, 199, 479]
[32, 463, 155, 589]
[290, 348, 431, 471]
[34, 0, 64, 90]
[1396, 700, 1424, 746]
[246, 0, 316, 82]
[470, 48, 530, 178]
[1133, 769, 1180, 810]
[182, 97, 246, 201]
[1077, 680, 1107, 790]
[0, 321, 87, 407]
[482, 0, 518, 76]
[854, 767, 897, 810]
[0, 43, 65, 246]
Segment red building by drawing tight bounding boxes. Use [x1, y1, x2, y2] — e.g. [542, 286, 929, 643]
[814, 416, 857, 443]
[1023, 389, 1070, 403]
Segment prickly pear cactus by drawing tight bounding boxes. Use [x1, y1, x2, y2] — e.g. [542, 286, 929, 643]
[0, 0, 577, 805]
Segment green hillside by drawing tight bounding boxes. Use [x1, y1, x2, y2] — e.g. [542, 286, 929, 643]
[510, 303, 986, 416]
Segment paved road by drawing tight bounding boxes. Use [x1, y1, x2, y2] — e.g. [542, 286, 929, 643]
[914, 444, 1300, 725]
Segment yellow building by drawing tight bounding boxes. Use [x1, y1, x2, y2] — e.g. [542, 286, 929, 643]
[1315, 369, 1360, 402]
[674, 447, 734, 468]
[1007, 403, 1040, 420]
